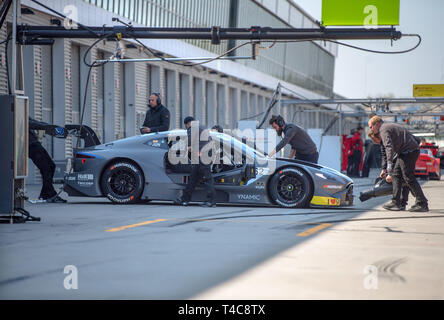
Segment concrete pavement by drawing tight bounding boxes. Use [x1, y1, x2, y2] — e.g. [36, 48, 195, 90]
[195, 179, 444, 299]
[1, 169, 443, 299]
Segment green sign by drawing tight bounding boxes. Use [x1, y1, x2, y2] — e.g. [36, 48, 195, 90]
[321, 0, 400, 26]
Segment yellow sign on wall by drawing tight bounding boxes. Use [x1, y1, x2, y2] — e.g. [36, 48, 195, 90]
[413, 84, 444, 97]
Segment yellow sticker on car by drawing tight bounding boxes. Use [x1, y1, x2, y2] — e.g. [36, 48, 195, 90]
[310, 196, 341, 206]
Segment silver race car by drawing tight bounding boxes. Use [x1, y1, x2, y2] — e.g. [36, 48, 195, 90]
[64, 127, 354, 208]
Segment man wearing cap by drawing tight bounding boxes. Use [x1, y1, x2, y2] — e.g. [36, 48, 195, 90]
[175, 116, 216, 207]
[368, 115, 428, 212]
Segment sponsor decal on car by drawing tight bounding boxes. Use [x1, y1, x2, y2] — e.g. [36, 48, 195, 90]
[323, 184, 344, 190]
[77, 173, 94, 186]
[78, 173, 94, 180]
[310, 196, 341, 206]
[255, 183, 265, 190]
[78, 181, 94, 187]
[237, 194, 261, 201]
[107, 193, 134, 203]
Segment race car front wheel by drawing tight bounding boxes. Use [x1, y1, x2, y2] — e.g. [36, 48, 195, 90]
[101, 160, 144, 204]
[269, 167, 313, 208]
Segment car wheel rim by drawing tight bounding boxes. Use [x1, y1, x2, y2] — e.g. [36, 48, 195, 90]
[277, 173, 304, 203]
[109, 168, 137, 196]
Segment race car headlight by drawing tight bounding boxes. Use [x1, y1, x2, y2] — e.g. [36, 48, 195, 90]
[316, 171, 340, 181]
[315, 173, 328, 180]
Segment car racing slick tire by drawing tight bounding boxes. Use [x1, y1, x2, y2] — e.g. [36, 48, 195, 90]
[268, 167, 313, 208]
[101, 160, 144, 204]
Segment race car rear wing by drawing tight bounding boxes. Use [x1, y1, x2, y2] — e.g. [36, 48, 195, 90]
[65, 124, 101, 148]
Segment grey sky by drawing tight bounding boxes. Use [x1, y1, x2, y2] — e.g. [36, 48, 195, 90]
[294, 0, 444, 98]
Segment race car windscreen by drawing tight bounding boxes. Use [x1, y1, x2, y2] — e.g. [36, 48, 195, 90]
[216, 133, 266, 161]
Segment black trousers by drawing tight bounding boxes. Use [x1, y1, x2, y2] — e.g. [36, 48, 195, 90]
[29, 143, 57, 200]
[392, 149, 427, 206]
[347, 150, 361, 177]
[295, 151, 319, 164]
[400, 185, 410, 206]
[182, 164, 215, 203]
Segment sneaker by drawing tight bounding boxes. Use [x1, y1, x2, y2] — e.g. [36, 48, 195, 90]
[174, 197, 189, 206]
[408, 203, 429, 212]
[46, 195, 67, 203]
[382, 201, 401, 211]
[399, 204, 407, 211]
[200, 201, 216, 208]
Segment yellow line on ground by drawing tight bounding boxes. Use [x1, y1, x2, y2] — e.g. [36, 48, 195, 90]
[297, 223, 333, 237]
[106, 219, 167, 232]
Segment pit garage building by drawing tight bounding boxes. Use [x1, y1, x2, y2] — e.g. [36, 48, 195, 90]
[0, 0, 359, 184]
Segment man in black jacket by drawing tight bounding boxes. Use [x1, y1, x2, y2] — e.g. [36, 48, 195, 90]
[368, 116, 428, 212]
[267, 115, 319, 163]
[175, 116, 216, 207]
[28, 117, 67, 203]
[140, 93, 170, 134]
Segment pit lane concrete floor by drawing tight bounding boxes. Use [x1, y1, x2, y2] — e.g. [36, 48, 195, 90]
[0, 169, 443, 299]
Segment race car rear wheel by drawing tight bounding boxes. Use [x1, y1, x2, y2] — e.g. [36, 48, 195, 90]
[101, 160, 144, 204]
[268, 167, 313, 208]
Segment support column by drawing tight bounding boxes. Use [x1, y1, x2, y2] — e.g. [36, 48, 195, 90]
[103, 62, 115, 143]
[180, 73, 191, 128]
[217, 83, 226, 128]
[124, 62, 136, 137]
[79, 46, 92, 128]
[229, 87, 238, 129]
[51, 39, 66, 161]
[165, 69, 177, 129]
[193, 77, 204, 123]
[240, 90, 248, 121]
[23, 45, 37, 184]
[206, 80, 215, 127]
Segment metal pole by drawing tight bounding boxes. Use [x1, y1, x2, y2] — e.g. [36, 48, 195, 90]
[339, 104, 343, 173]
[338, 104, 343, 137]
[281, 98, 444, 105]
[95, 55, 253, 64]
[17, 26, 403, 43]
[11, 0, 18, 95]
